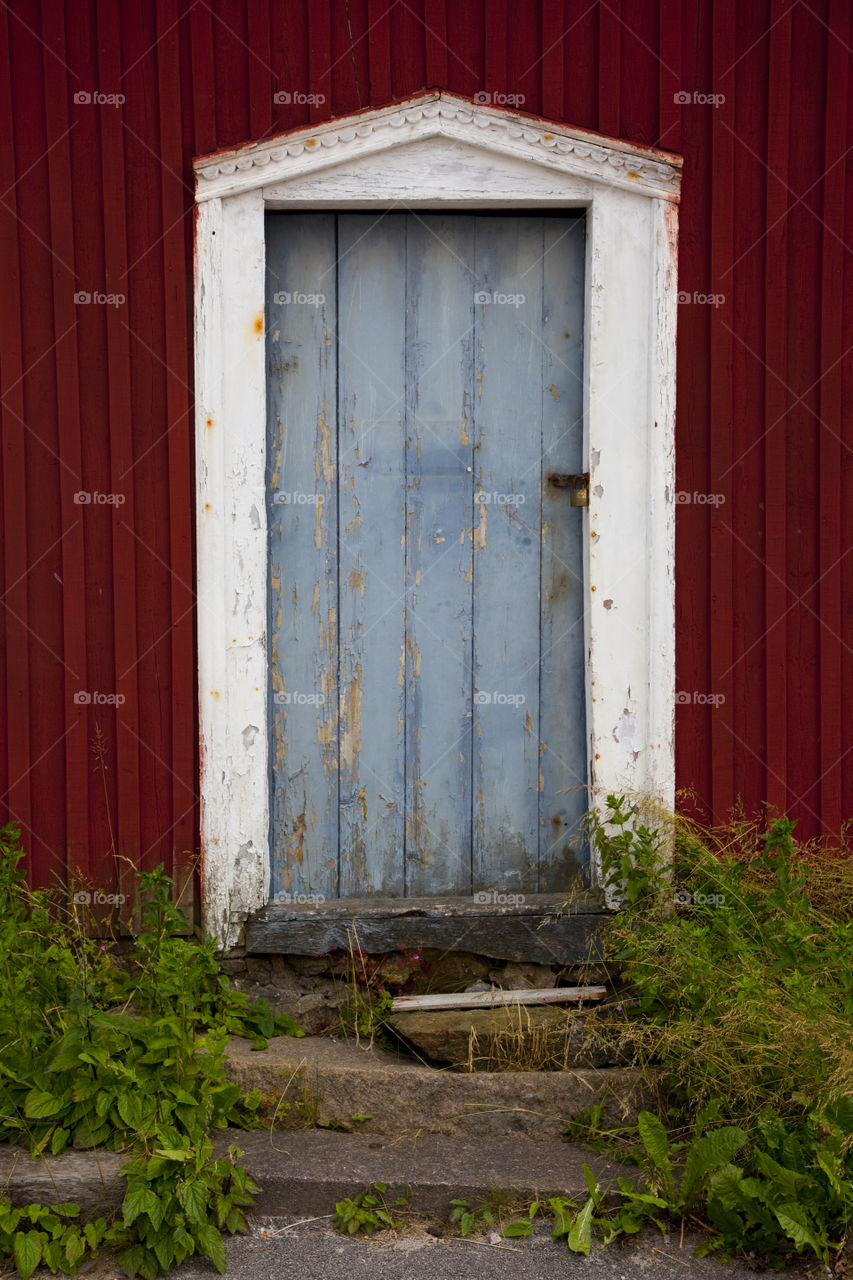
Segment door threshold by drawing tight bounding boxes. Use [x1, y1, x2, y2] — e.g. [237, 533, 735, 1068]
[245, 891, 608, 964]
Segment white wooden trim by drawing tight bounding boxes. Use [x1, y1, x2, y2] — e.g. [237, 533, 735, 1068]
[193, 91, 681, 947]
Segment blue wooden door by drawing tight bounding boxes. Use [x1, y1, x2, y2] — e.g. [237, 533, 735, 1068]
[266, 212, 586, 901]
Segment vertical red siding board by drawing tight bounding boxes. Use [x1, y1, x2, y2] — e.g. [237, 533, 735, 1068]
[329, 0, 366, 114]
[423, 0, 448, 87]
[119, 2, 172, 872]
[658, 0, 682, 150]
[597, 0, 620, 138]
[618, 0, 659, 147]
[484, 0, 508, 95]
[561, 0, 598, 130]
[13, 4, 69, 886]
[674, 0, 713, 819]
[156, 0, 198, 897]
[0, 8, 33, 853]
[708, 0, 735, 822]
[540, 0, 564, 121]
[841, 25, 853, 829]
[366, 0, 392, 106]
[729, 3, 770, 821]
[189, 3, 217, 156]
[269, 0, 309, 134]
[211, 2, 251, 146]
[308, 0, 333, 122]
[41, 0, 89, 890]
[783, 7, 824, 835]
[817, 3, 847, 836]
[96, 0, 142, 903]
[248, 3, 273, 140]
[389, 1, 425, 100]
[763, 0, 791, 817]
[505, 0, 541, 116]
[444, 1, 484, 98]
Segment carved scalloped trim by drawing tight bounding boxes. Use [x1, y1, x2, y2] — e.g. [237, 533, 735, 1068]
[194, 94, 681, 200]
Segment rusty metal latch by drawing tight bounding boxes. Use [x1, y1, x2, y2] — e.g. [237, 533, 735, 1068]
[547, 472, 589, 506]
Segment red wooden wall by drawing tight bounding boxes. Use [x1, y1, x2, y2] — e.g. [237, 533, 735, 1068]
[1, 0, 851, 905]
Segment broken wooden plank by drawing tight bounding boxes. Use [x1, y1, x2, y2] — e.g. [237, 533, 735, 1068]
[390, 987, 607, 1013]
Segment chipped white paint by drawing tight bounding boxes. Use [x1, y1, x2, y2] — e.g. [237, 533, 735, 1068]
[194, 91, 681, 945]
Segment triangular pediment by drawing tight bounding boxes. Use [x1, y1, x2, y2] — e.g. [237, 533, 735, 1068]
[194, 91, 681, 204]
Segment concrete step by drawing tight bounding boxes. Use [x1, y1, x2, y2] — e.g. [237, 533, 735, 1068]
[225, 1032, 652, 1141]
[0, 1128, 624, 1221]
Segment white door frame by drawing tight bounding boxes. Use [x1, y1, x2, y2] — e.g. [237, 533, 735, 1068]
[193, 91, 682, 948]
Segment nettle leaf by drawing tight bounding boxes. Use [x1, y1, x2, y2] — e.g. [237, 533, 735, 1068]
[23, 1089, 64, 1119]
[196, 1223, 228, 1273]
[680, 1128, 748, 1204]
[13, 1229, 44, 1280]
[179, 1178, 208, 1225]
[123, 1186, 162, 1229]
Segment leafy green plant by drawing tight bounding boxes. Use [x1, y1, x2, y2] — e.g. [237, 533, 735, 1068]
[572, 798, 853, 1264]
[0, 825, 302, 1277]
[332, 1183, 408, 1235]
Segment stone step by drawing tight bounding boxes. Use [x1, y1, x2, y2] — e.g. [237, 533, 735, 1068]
[0, 1128, 625, 1222]
[225, 1033, 651, 1141]
[389, 1004, 629, 1071]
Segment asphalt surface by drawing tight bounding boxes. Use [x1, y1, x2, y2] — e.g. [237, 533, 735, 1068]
[171, 1215, 827, 1280]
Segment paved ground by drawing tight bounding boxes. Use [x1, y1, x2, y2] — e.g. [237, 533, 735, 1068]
[170, 1215, 826, 1280]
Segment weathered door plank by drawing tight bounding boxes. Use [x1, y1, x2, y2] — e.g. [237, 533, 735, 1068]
[266, 213, 339, 899]
[471, 217, 544, 893]
[539, 216, 588, 889]
[404, 215, 475, 895]
[336, 214, 407, 895]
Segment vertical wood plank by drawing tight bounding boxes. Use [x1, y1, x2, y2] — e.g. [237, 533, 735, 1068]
[267, 214, 340, 900]
[98, 0, 142, 908]
[366, 0, 392, 105]
[404, 214, 475, 896]
[0, 5, 33, 854]
[540, 0, 564, 121]
[41, 0, 89, 892]
[337, 213, 407, 895]
[471, 217, 544, 893]
[423, 0, 448, 86]
[764, 0, 792, 817]
[709, 0, 735, 822]
[597, 0, 621, 137]
[538, 215, 587, 890]
[156, 0, 197, 901]
[658, 0, 682, 150]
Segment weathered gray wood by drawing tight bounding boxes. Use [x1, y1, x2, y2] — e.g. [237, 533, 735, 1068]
[337, 214, 408, 894]
[245, 893, 607, 963]
[391, 987, 607, 1011]
[538, 215, 588, 890]
[265, 212, 588, 922]
[404, 215, 475, 894]
[266, 214, 339, 899]
[472, 218, 544, 890]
